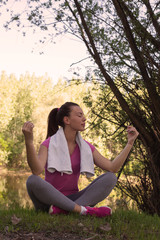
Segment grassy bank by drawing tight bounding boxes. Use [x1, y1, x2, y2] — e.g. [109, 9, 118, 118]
[0, 207, 159, 240]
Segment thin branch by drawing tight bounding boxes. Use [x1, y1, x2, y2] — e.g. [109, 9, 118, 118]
[70, 56, 90, 67]
[142, 0, 160, 36]
[120, 0, 160, 49]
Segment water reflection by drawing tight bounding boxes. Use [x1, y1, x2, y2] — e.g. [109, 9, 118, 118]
[0, 170, 32, 209]
[0, 169, 137, 211]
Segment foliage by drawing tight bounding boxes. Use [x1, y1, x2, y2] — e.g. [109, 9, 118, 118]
[0, 72, 95, 167]
[4, 87, 33, 167]
[0, 72, 54, 167]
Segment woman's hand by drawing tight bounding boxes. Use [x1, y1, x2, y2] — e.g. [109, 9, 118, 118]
[93, 125, 139, 173]
[22, 121, 34, 144]
[22, 121, 47, 175]
[127, 126, 139, 146]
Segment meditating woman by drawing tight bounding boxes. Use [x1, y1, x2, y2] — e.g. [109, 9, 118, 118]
[22, 102, 139, 217]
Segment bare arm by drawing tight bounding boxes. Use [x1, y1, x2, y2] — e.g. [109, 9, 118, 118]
[93, 126, 139, 173]
[22, 121, 47, 175]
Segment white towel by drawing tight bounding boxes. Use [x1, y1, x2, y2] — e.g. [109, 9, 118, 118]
[47, 128, 94, 178]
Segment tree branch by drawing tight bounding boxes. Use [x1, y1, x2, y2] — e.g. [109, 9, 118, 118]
[142, 0, 160, 36]
[120, 0, 160, 50]
[72, 0, 154, 144]
[112, 0, 160, 123]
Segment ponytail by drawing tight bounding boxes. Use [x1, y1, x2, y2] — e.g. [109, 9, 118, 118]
[46, 108, 59, 139]
[46, 102, 79, 139]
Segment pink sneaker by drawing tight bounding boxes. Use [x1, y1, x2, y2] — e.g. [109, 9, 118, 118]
[49, 205, 68, 215]
[85, 206, 112, 217]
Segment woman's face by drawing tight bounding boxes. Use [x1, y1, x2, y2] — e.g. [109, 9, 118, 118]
[64, 106, 86, 131]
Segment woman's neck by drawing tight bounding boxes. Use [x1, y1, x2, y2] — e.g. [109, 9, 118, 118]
[64, 128, 77, 144]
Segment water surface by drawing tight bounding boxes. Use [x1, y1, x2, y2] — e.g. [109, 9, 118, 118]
[0, 168, 32, 209]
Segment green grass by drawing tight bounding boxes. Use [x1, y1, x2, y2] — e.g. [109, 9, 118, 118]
[0, 207, 160, 240]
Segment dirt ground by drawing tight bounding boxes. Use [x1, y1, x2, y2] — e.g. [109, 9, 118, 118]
[0, 232, 85, 240]
[0, 231, 118, 240]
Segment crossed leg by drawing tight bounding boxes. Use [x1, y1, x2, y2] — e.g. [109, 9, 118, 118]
[26, 172, 117, 213]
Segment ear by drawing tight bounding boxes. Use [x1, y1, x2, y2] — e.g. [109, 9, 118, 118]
[63, 116, 70, 125]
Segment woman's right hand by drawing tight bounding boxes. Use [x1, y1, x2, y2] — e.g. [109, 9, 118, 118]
[22, 121, 34, 144]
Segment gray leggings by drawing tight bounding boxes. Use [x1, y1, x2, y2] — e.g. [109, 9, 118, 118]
[26, 172, 117, 212]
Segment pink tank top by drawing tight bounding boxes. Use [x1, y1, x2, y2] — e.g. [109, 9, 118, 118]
[41, 137, 95, 196]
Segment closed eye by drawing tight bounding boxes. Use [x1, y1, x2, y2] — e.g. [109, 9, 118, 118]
[77, 112, 83, 117]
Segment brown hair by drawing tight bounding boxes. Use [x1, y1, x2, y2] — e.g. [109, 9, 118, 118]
[46, 102, 79, 138]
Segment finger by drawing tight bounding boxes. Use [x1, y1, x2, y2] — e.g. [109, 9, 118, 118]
[24, 121, 34, 127]
[127, 126, 135, 133]
[22, 122, 34, 131]
[28, 122, 34, 128]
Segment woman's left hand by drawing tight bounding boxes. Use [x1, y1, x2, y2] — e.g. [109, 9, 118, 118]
[127, 126, 139, 146]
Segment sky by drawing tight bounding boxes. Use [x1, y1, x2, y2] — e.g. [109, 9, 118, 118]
[0, 2, 90, 85]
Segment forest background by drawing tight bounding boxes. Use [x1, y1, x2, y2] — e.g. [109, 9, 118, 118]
[0, 71, 117, 169]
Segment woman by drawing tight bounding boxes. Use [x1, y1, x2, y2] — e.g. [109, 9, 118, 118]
[22, 102, 139, 217]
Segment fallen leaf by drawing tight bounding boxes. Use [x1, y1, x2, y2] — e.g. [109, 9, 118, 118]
[78, 222, 84, 227]
[99, 222, 111, 232]
[11, 214, 22, 225]
[84, 234, 99, 240]
[83, 227, 89, 232]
